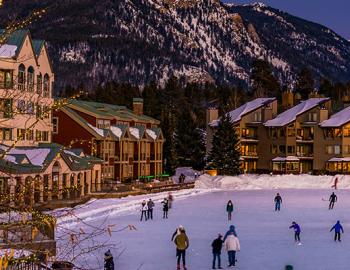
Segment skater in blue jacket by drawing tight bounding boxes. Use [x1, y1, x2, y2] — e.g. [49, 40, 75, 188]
[223, 225, 237, 241]
[289, 221, 301, 243]
[330, 220, 344, 242]
[274, 193, 282, 211]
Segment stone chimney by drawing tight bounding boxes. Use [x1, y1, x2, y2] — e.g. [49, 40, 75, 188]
[133, 98, 143, 116]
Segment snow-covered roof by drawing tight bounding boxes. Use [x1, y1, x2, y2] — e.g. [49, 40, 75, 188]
[146, 129, 157, 140]
[5, 148, 51, 167]
[110, 126, 122, 139]
[0, 44, 17, 58]
[272, 156, 300, 162]
[328, 157, 350, 162]
[210, 98, 276, 126]
[320, 106, 350, 128]
[265, 98, 330, 127]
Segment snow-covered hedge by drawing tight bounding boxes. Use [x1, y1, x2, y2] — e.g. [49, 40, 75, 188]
[195, 174, 350, 190]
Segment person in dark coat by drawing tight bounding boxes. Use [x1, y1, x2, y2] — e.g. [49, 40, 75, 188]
[226, 200, 234, 221]
[289, 221, 301, 243]
[223, 225, 238, 241]
[329, 192, 337, 210]
[104, 250, 114, 270]
[162, 198, 169, 218]
[274, 193, 282, 211]
[330, 220, 344, 242]
[147, 198, 155, 220]
[211, 234, 223, 269]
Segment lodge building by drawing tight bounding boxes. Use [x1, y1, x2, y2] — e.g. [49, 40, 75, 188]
[206, 93, 350, 174]
[53, 99, 165, 182]
[0, 29, 103, 207]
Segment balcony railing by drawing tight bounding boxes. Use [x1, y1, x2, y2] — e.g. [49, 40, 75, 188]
[241, 152, 258, 157]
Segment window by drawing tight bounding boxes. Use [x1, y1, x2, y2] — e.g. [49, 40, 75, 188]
[326, 146, 333, 154]
[0, 99, 13, 118]
[26, 102, 34, 115]
[0, 70, 13, 89]
[287, 146, 295, 154]
[36, 73, 42, 95]
[35, 130, 42, 141]
[27, 66, 34, 92]
[334, 145, 341, 155]
[43, 74, 50, 97]
[42, 106, 50, 118]
[254, 111, 262, 122]
[52, 117, 58, 134]
[36, 104, 42, 119]
[17, 129, 26, 140]
[97, 119, 110, 129]
[279, 145, 286, 154]
[271, 145, 278, 154]
[308, 112, 317, 122]
[26, 130, 34, 140]
[0, 128, 12, 140]
[42, 131, 49, 142]
[287, 127, 295, 137]
[17, 100, 26, 114]
[18, 64, 26, 91]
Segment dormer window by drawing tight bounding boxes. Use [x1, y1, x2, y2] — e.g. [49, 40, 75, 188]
[254, 112, 262, 122]
[308, 112, 317, 122]
[97, 119, 110, 129]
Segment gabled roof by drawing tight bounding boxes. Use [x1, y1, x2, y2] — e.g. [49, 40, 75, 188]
[265, 98, 330, 127]
[32, 39, 45, 56]
[320, 106, 350, 128]
[210, 98, 276, 126]
[68, 100, 160, 124]
[0, 143, 102, 174]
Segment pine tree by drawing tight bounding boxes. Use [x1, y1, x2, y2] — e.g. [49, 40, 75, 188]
[250, 59, 280, 98]
[295, 67, 314, 100]
[209, 113, 241, 175]
[175, 105, 205, 170]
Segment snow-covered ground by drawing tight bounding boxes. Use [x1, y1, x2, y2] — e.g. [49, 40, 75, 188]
[55, 177, 350, 269]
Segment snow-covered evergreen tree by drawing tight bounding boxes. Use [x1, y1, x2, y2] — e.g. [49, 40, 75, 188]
[209, 113, 241, 175]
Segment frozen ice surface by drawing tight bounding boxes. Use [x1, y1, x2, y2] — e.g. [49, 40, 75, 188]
[56, 188, 350, 270]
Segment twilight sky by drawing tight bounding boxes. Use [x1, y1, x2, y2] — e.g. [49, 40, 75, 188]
[225, 0, 350, 39]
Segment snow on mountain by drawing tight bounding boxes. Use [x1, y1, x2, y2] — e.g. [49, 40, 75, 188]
[1, 0, 349, 90]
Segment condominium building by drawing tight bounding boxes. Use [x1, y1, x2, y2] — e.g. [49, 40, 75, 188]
[319, 106, 350, 174]
[0, 30, 102, 207]
[53, 98, 164, 182]
[264, 98, 331, 173]
[207, 98, 278, 173]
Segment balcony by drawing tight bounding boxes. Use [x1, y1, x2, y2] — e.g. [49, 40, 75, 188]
[241, 152, 258, 158]
[241, 135, 258, 142]
[296, 135, 314, 143]
[296, 152, 314, 159]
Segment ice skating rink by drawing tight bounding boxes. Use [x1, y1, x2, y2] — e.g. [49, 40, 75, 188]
[57, 189, 350, 269]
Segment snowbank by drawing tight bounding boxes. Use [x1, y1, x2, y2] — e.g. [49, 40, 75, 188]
[195, 174, 350, 190]
[173, 167, 201, 183]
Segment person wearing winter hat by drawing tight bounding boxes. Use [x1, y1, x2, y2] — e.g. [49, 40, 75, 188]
[104, 249, 114, 270]
[223, 232, 240, 267]
[171, 225, 184, 242]
[211, 234, 223, 269]
[174, 228, 189, 270]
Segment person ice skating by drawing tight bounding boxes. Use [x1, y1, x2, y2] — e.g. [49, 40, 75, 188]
[104, 249, 114, 270]
[329, 192, 337, 210]
[226, 200, 234, 221]
[211, 234, 223, 269]
[331, 177, 339, 190]
[140, 200, 148, 221]
[171, 225, 184, 242]
[330, 220, 344, 242]
[289, 222, 301, 244]
[274, 193, 283, 211]
[223, 225, 238, 241]
[168, 193, 174, 209]
[174, 227, 189, 270]
[223, 232, 240, 267]
[162, 198, 169, 218]
[147, 198, 155, 220]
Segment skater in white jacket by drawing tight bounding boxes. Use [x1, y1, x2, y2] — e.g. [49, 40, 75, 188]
[224, 233, 240, 267]
[140, 201, 148, 221]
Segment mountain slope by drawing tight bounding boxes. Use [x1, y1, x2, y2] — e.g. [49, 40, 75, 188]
[0, 0, 349, 91]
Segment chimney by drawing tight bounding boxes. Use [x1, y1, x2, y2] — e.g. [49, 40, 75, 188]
[133, 98, 143, 116]
[206, 107, 218, 125]
[282, 89, 294, 109]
